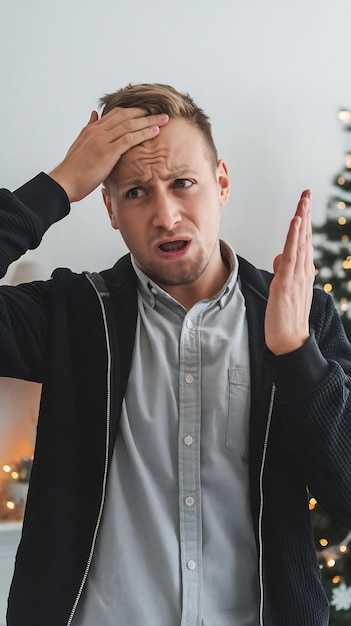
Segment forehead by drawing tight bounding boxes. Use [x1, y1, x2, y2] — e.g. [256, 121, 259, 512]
[111, 117, 211, 183]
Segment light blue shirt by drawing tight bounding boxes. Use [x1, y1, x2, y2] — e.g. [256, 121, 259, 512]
[72, 242, 259, 625]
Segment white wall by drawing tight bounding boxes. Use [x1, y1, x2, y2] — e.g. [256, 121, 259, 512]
[1, 0, 351, 278]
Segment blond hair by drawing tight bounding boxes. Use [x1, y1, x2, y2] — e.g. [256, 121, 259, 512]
[99, 83, 218, 164]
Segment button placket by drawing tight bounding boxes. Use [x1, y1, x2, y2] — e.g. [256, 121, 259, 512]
[178, 306, 204, 624]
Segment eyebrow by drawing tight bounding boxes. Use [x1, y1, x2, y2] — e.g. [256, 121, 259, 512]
[116, 170, 200, 189]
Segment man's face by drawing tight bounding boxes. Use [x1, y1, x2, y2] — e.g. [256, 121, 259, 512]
[102, 117, 230, 295]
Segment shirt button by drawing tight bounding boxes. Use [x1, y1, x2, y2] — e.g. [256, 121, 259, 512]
[150, 287, 158, 295]
[184, 435, 193, 446]
[185, 374, 194, 384]
[185, 496, 195, 507]
[186, 319, 193, 329]
[187, 560, 196, 570]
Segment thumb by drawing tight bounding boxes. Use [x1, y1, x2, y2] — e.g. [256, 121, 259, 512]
[273, 253, 283, 274]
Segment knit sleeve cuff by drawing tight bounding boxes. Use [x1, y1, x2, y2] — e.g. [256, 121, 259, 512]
[263, 332, 330, 397]
[15, 172, 70, 232]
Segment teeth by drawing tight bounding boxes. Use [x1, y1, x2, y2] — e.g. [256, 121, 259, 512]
[160, 241, 186, 252]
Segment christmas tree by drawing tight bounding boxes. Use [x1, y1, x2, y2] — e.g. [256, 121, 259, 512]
[313, 108, 351, 338]
[309, 493, 351, 623]
[311, 109, 351, 624]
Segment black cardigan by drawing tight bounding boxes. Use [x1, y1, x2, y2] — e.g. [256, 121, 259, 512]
[1, 174, 351, 625]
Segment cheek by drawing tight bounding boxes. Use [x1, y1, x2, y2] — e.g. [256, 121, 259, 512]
[117, 217, 145, 248]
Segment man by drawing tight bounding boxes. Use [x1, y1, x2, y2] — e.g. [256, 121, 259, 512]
[1, 83, 350, 626]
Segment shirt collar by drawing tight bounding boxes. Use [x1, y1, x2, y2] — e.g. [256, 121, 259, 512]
[131, 240, 238, 310]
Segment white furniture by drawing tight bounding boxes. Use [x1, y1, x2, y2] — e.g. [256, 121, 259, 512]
[0, 523, 21, 626]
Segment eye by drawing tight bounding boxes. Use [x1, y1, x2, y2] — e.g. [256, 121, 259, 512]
[174, 179, 193, 189]
[126, 187, 144, 199]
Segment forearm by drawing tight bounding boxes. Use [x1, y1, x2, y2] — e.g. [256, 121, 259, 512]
[0, 173, 70, 278]
[265, 294, 351, 526]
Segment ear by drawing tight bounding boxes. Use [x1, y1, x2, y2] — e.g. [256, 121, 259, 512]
[102, 187, 119, 230]
[216, 160, 230, 206]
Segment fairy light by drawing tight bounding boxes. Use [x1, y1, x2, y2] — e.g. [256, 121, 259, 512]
[339, 110, 351, 124]
[3, 465, 11, 473]
[10, 471, 19, 480]
[338, 176, 346, 185]
[309, 497, 317, 511]
[319, 538, 329, 547]
[343, 256, 351, 269]
[6, 501, 15, 510]
[338, 217, 347, 225]
[326, 559, 336, 568]
[342, 235, 349, 242]
[340, 298, 349, 312]
[332, 576, 341, 584]
[339, 545, 348, 554]
[323, 283, 333, 293]
[346, 154, 351, 169]
[338, 201, 346, 210]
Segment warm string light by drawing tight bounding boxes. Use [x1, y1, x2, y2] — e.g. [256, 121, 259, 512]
[310, 493, 351, 586]
[1, 456, 33, 520]
[317, 529, 351, 572]
[339, 110, 351, 125]
[309, 496, 317, 510]
[2, 456, 33, 483]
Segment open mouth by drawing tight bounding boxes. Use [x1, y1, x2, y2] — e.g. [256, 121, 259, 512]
[159, 240, 188, 252]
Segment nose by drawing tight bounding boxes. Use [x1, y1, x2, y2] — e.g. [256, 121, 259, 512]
[151, 191, 182, 231]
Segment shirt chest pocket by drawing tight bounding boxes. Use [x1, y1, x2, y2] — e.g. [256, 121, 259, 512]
[226, 367, 251, 458]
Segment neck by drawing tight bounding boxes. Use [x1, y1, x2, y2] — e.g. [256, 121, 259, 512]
[162, 257, 230, 311]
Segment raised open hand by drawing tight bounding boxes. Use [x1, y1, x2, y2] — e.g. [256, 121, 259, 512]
[264, 190, 315, 355]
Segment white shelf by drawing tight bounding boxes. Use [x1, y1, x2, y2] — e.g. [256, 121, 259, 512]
[0, 522, 22, 626]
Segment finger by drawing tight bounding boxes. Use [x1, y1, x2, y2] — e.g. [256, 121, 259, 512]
[87, 110, 99, 125]
[276, 214, 302, 282]
[295, 189, 311, 217]
[295, 195, 309, 275]
[295, 192, 314, 278]
[98, 107, 168, 132]
[303, 193, 314, 277]
[103, 114, 168, 151]
[278, 191, 311, 279]
[114, 124, 163, 156]
[97, 106, 147, 128]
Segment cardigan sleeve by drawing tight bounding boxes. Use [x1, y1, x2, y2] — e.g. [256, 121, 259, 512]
[0, 173, 70, 278]
[0, 174, 70, 381]
[264, 289, 351, 528]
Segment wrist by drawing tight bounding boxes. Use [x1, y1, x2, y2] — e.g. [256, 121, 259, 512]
[48, 165, 76, 203]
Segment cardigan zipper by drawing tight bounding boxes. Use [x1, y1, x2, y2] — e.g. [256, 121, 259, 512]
[66, 274, 112, 626]
[258, 383, 276, 626]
